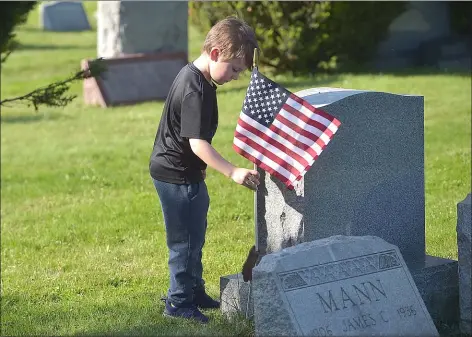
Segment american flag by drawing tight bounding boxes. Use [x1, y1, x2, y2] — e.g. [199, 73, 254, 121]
[233, 68, 341, 189]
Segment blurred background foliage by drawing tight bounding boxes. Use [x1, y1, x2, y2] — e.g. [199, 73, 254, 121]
[189, 1, 471, 75]
[189, 1, 406, 74]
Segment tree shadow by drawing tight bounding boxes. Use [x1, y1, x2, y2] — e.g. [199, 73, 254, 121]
[16, 43, 96, 51]
[218, 74, 342, 94]
[343, 65, 471, 77]
[219, 66, 469, 96]
[0, 112, 67, 124]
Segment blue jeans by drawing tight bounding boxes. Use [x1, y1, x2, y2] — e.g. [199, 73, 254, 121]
[152, 178, 209, 306]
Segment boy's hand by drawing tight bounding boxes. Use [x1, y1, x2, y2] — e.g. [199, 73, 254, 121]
[230, 168, 260, 191]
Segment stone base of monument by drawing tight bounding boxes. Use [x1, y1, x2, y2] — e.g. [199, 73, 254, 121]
[410, 255, 459, 327]
[220, 273, 253, 320]
[220, 254, 459, 328]
[81, 52, 187, 107]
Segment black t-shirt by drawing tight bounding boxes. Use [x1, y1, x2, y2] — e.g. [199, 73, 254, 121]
[149, 63, 218, 184]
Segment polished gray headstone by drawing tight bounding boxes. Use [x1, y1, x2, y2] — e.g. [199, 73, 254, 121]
[253, 235, 438, 337]
[40, 1, 90, 32]
[457, 193, 472, 335]
[257, 87, 425, 268]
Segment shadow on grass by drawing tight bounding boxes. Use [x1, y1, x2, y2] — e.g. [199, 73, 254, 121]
[340, 65, 471, 77]
[219, 66, 470, 95]
[2, 291, 253, 337]
[17, 43, 96, 51]
[218, 74, 342, 94]
[0, 112, 67, 124]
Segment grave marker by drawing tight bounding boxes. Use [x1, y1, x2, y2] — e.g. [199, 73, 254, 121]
[253, 235, 439, 336]
[40, 1, 90, 32]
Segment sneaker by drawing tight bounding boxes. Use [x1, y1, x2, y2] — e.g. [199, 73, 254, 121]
[193, 291, 220, 309]
[163, 299, 209, 324]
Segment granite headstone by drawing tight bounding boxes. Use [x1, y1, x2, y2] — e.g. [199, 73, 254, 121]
[253, 235, 439, 336]
[257, 87, 425, 265]
[40, 1, 91, 32]
[457, 193, 472, 335]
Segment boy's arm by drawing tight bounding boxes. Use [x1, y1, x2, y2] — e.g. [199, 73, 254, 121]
[189, 138, 260, 190]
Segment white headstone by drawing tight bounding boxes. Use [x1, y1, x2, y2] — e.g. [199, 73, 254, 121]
[253, 235, 439, 336]
[40, 1, 91, 32]
[96, 1, 188, 58]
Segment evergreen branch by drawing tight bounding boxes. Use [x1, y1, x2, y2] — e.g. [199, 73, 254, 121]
[0, 58, 106, 111]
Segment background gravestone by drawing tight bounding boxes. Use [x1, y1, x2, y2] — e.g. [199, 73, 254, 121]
[253, 235, 439, 336]
[97, 1, 187, 58]
[83, 1, 188, 107]
[457, 193, 471, 335]
[220, 87, 459, 326]
[40, 1, 91, 32]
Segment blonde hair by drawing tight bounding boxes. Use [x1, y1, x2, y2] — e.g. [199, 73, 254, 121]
[202, 17, 258, 70]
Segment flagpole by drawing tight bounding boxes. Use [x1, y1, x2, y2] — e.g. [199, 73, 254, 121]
[254, 163, 258, 252]
[252, 48, 259, 254]
[245, 48, 259, 319]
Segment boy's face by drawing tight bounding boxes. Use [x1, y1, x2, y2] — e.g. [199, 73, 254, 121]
[209, 48, 247, 85]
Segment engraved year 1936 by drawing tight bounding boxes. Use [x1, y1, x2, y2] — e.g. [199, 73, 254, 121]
[397, 305, 417, 319]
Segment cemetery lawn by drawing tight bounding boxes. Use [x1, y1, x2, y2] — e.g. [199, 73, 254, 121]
[1, 3, 470, 336]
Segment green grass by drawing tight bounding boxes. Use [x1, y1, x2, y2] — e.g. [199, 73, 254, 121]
[1, 3, 471, 336]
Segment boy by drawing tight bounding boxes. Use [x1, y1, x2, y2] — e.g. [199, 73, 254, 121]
[149, 17, 260, 323]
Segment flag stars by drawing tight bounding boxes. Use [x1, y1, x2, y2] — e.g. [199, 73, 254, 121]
[243, 71, 292, 127]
